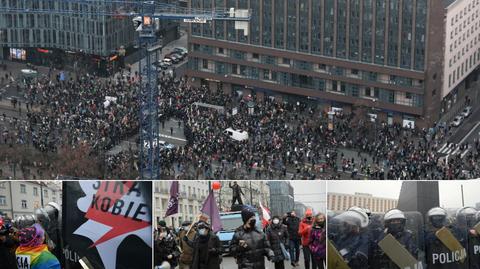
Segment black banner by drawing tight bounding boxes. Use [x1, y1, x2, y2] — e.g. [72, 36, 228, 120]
[62, 181, 152, 269]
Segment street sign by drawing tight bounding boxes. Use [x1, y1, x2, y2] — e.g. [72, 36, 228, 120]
[184, 17, 208, 23]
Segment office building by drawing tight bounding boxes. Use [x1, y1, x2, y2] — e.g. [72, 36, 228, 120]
[269, 181, 294, 216]
[328, 192, 398, 213]
[187, 0, 480, 127]
[0, 181, 62, 218]
[0, 0, 179, 73]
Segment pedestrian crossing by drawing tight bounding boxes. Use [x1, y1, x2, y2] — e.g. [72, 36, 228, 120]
[437, 142, 470, 158]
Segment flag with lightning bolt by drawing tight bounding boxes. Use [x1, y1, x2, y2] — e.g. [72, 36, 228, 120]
[63, 181, 153, 269]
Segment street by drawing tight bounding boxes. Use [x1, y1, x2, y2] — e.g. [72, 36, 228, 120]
[221, 254, 307, 269]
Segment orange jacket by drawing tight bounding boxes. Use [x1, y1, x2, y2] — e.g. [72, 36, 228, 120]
[298, 218, 313, 246]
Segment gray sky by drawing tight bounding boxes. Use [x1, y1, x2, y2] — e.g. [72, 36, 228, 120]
[327, 181, 480, 209]
[290, 181, 327, 213]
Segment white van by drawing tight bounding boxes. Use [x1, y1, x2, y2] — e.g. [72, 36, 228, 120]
[223, 128, 248, 141]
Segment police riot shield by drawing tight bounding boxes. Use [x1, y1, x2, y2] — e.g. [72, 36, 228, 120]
[425, 209, 468, 269]
[369, 211, 423, 269]
[454, 207, 480, 269]
[328, 210, 369, 269]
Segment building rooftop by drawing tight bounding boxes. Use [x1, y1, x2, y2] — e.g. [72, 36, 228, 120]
[443, 0, 459, 8]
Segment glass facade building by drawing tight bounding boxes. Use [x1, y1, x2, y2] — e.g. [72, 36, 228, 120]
[187, 0, 453, 127]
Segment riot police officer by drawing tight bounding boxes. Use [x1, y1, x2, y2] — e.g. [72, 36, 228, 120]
[369, 209, 418, 268]
[425, 207, 467, 269]
[455, 207, 480, 269]
[330, 208, 369, 268]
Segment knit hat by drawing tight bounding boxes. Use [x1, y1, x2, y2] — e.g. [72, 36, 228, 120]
[158, 220, 167, 228]
[18, 223, 45, 247]
[241, 207, 256, 223]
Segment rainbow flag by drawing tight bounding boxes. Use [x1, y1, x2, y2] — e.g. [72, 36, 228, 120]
[15, 244, 61, 269]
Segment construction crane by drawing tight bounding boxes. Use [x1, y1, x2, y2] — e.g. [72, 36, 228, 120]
[0, 0, 250, 180]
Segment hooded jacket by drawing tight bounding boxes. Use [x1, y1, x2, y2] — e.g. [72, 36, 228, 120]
[299, 217, 313, 246]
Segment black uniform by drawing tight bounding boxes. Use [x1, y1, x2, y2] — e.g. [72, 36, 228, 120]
[370, 230, 418, 269]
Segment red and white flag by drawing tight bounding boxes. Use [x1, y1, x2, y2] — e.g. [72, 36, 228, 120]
[259, 201, 271, 228]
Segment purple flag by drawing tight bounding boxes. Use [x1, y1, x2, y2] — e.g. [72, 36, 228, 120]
[165, 181, 179, 217]
[201, 190, 222, 232]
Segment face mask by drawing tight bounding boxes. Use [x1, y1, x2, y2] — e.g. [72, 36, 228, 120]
[387, 223, 404, 234]
[430, 216, 445, 229]
[198, 228, 207, 236]
[273, 219, 280, 225]
[249, 219, 256, 227]
[315, 222, 325, 228]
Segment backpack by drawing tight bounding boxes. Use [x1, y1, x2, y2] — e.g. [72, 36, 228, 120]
[309, 228, 326, 261]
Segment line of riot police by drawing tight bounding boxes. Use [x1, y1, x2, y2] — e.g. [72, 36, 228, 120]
[328, 206, 480, 269]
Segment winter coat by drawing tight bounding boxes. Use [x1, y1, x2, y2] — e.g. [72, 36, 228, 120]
[230, 225, 274, 269]
[309, 226, 326, 261]
[154, 233, 180, 267]
[299, 218, 313, 246]
[185, 232, 222, 269]
[178, 228, 195, 265]
[284, 216, 301, 240]
[0, 237, 17, 269]
[266, 224, 289, 263]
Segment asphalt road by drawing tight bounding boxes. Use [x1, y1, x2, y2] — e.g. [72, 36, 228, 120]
[220, 254, 307, 269]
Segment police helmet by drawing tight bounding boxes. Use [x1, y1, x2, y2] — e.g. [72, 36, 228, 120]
[45, 202, 60, 221]
[34, 208, 51, 230]
[456, 207, 478, 228]
[427, 207, 447, 228]
[347, 207, 370, 228]
[384, 209, 406, 234]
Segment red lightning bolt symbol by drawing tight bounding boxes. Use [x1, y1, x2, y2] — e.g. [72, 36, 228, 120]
[84, 181, 150, 248]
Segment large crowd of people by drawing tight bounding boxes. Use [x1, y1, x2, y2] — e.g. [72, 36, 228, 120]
[154, 207, 326, 269]
[0, 66, 479, 179]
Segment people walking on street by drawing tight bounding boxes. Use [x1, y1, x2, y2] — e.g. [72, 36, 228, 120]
[230, 206, 274, 269]
[299, 209, 314, 269]
[182, 221, 222, 269]
[266, 215, 290, 269]
[283, 211, 301, 267]
[309, 213, 326, 269]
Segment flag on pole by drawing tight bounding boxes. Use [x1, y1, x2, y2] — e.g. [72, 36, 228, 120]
[259, 200, 271, 228]
[201, 190, 222, 232]
[165, 181, 179, 217]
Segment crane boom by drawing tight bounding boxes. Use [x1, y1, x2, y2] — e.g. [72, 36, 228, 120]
[0, 0, 250, 21]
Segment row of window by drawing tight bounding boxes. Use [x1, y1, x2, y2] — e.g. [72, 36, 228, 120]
[0, 196, 56, 208]
[449, 18, 480, 54]
[191, 44, 424, 89]
[192, 0, 427, 71]
[0, 182, 56, 198]
[450, 0, 480, 26]
[190, 57, 424, 108]
[448, 48, 480, 88]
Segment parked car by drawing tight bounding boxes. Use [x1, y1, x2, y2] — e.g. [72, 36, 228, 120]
[169, 54, 180, 64]
[162, 58, 172, 66]
[451, 115, 464, 127]
[462, 106, 472, 118]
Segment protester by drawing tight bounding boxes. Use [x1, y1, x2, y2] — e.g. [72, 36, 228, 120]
[309, 213, 326, 269]
[182, 221, 222, 269]
[284, 211, 301, 267]
[15, 223, 61, 269]
[230, 207, 274, 269]
[0, 218, 17, 269]
[299, 209, 314, 269]
[265, 215, 289, 269]
[178, 221, 195, 269]
[154, 221, 180, 269]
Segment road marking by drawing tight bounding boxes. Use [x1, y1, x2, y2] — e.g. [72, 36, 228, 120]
[438, 143, 448, 152]
[461, 149, 470, 158]
[458, 121, 480, 145]
[158, 134, 187, 142]
[451, 147, 461, 155]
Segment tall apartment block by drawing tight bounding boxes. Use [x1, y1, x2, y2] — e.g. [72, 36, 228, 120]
[0, 0, 179, 74]
[186, 0, 480, 127]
